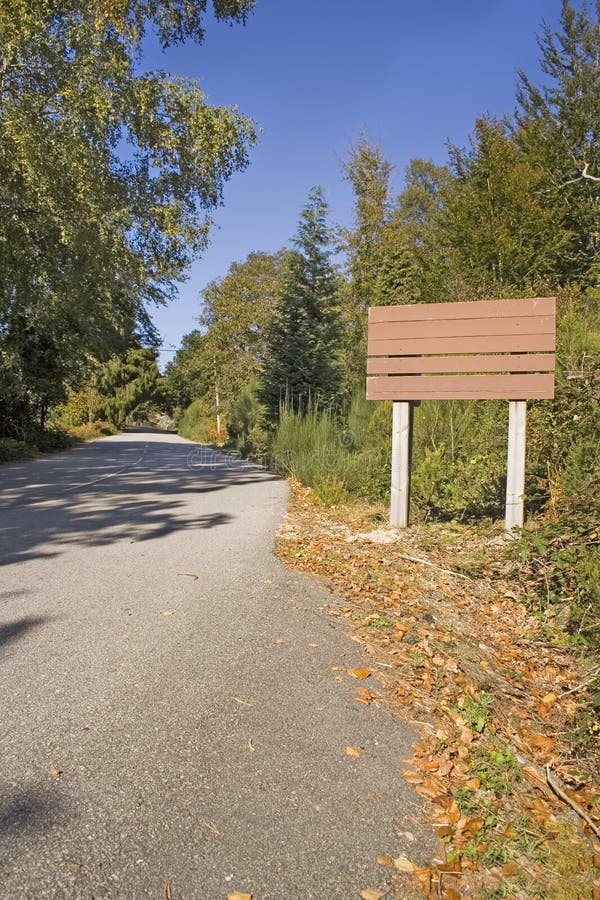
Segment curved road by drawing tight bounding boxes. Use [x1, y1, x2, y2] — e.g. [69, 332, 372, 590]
[0, 430, 432, 899]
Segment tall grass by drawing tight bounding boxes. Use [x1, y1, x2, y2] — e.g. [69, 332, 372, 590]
[272, 401, 390, 504]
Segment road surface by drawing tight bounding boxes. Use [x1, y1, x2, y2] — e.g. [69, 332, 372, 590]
[0, 430, 433, 899]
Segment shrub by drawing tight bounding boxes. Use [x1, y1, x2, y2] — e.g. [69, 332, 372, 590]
[178, 399, 212, 442]
[70, 421, 117, 440]
[0, 438, 33, 463]
[228, 380, 264, 440]
[29, 427, 76, 452]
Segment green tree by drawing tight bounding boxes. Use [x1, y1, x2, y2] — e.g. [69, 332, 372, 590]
[98, 346, 161, 426]
[439, 118, 571, 298]
[339, 139, 395, 385]
[374, 227, 421, 306]
[261, 188, 342, 419]
[165, 250, 285, 420]
[394, 158, 453, 303]
[515, 0, 600, 285]
[0, 0, 256, 436]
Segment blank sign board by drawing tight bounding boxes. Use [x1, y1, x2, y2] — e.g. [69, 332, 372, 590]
[366, 297, 556, 401]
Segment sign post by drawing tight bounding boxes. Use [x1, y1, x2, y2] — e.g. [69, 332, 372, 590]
[390, 401, 413, 527]
[505, 400, 527, 533]
[366, 297, 556, 532]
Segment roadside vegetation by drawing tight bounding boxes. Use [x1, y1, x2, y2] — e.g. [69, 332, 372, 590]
[278, 483, 600, 898]
[0, 1, 256, 449]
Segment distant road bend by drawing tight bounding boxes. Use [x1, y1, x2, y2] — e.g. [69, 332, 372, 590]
[0, 430, 433, 899]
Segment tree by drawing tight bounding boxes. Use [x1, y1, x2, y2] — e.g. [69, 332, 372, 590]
[339, 139, 395, 386]
[393, 158, 453, 303]
[374, 231, 421, 306]
[0, 1, 256, 436]
[165, 250, 285, 419]
[98, 347, 161, 426]
[438, 118, 571, 298]
[515, 0, 600, 286]
[261, 188, 342, 420]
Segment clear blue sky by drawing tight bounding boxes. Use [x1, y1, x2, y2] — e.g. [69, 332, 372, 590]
[146, 0, 563, 359]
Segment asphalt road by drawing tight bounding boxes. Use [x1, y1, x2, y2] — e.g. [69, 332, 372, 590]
[0, 430, 433, 899]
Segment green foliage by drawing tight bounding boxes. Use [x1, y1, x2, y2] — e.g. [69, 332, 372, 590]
[459, 691, 493, 734]
[261, 188, 343, 419]
[227, 379, 268, 456]
[69, 421, 118, 441]
[340, 139, 424, 386]
[410, 402, 508, 517]
[0, 0, 256, 436]
[441, 118, 568, 297]
[0, 427, 75, 464]
[271, 402, 390, 504]
[516, 0, 600, 286]
[471, 745, 521, 796]
[0, 438, 34, 464]
[178, 398, 213, 443]
[96, 347, 161, 426]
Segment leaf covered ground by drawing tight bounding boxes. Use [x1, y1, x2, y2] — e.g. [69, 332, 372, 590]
[277, 481, 600, 899]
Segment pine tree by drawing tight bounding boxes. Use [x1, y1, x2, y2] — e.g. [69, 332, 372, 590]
[261, 188, 342, 420]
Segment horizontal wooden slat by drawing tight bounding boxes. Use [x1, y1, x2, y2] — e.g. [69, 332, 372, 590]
[366, 373, 555, 401]
[367, 353, 556, 375]
[369, 315, 554, 342]
[368, 333, 556, 356]
[369, 296, 555, 323]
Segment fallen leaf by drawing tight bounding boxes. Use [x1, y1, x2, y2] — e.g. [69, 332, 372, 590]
[49, 767, 62, 778]
[522, 765, 547, 788]
[501, 862, 520, 876]
[227, 893, 252, 900]
[402, 771, 424, 785]
[348, 667, 371, 680]
[542, 692, 557, 706]
[376, 855, 393, 866]
[360, 890, 383, 900]
[162, 610, 174, 617]
[394, 856, 415, 873]
[524, 732, 556, 753]
[444, 889, 462, 900]
[464, 777, 480, 790]
[346, 746, 361, 757]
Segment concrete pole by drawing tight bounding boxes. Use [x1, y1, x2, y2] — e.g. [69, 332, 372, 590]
[505, 400, 527, 534]
[390, 401, 413, 527]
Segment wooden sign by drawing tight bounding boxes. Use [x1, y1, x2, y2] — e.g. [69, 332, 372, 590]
[366, 297, 556, 532]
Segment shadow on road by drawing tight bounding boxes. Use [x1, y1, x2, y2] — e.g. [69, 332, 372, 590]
[0, 784, 63, 841]
[0, 432, 278, 567]
[0, 616, 49, 653]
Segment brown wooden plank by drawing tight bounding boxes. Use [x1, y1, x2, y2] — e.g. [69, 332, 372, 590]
[368, 314, 554, 342]
[366, 373, 555, 401]
[367, 386, 555, 400]
[368, 296, 555, 323]
[368, 333, 556, 356]
[366, 353, 556, 375]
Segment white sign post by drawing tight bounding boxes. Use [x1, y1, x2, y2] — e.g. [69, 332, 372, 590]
[390, 401, 413, 527]
[505, 400, 527, 534]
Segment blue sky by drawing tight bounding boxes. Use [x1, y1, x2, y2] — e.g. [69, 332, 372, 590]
[146, 0, 563, 360]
